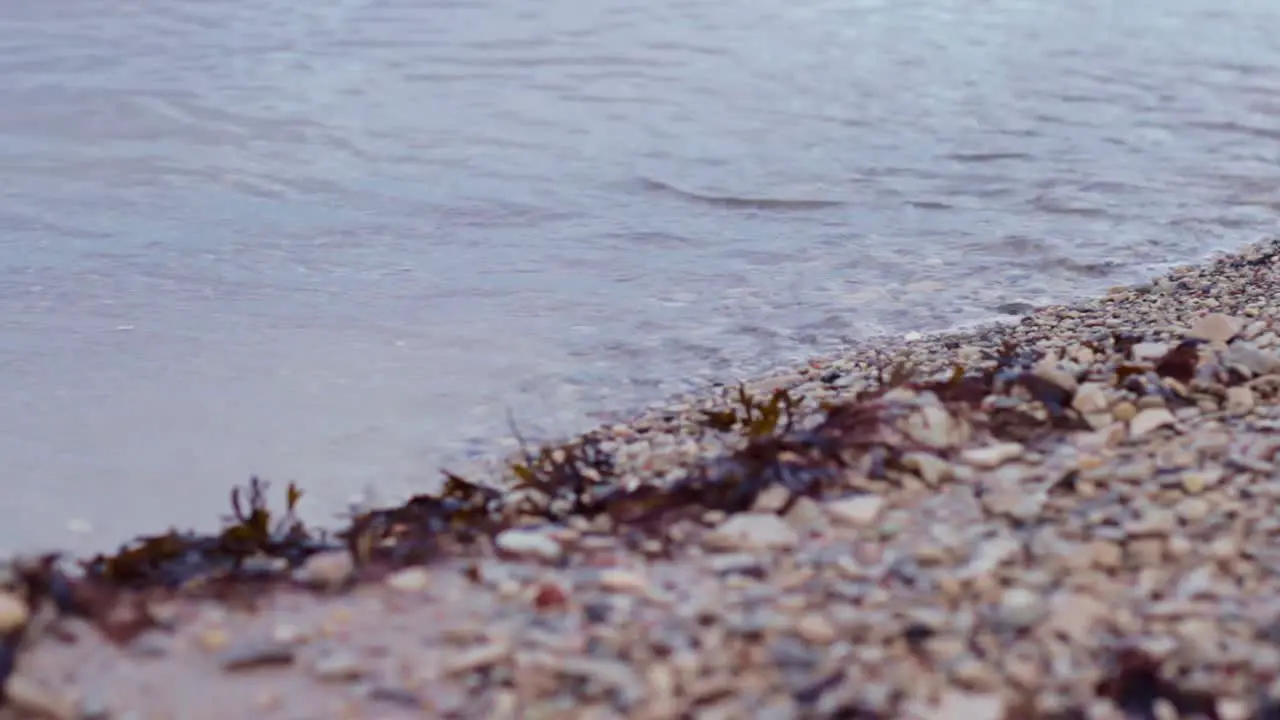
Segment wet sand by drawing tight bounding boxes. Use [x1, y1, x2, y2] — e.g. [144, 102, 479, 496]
[4, 239, 1280, 719]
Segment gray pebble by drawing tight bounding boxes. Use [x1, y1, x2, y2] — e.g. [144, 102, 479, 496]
[311, 649, 366, 682]
[219, 640, 296, 671]
[127, 630, 172, 658]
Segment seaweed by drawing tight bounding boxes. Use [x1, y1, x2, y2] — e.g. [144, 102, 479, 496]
[505, 415, 619, 522]
[82, 477, 329, 589]
[1154, 340, 1202, 384]
[1094, 648, 1218, 719]
[339, 470, 505, 569]
[699, 384, 802, 440]
[1112, 331, 1143, 361]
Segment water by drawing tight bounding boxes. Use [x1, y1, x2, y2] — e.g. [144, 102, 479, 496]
[2, 0, 1278, 552]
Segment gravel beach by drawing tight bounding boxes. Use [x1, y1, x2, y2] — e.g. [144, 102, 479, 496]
[5, 239, 1280, 719]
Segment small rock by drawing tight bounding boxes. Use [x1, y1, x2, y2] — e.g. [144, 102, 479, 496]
[902, 406, 965, 449]
[960, 535, 1021, 578]
[1033, 363, 1078, 393]
[240, 554, 289, 576]
[311, 649, 366, 682]
[825, 495, 885, 526]
[1072, 382, 1110, 414]
[751, 484, 792, 513]
[793, 613, 837, 644]
[704, 513, 800, 551]
[78, 693, 113, 720]
[1047, 592, 1108, 642]
[1090, 540, 1121, 568]
[997, 587, 1046, 629]
[1181, 469, 1222, 493]
[949, 655, 1000, 691]
[1127, 508, 1177, 536]
[444, 642, 511, 675]
[930, 690, 1005, 720]
[901, 452, 952, 485]
[1111, 403, 1138, 425]
[3, 676, 79, 720]
[385, 566, 431, 593]
[552, 656, 645, 709]
[1217, 697, 1251, 720]
[1224, 342, 1280, 376]
[294, 550, 355, 590]
[219, 640, 297, 671]
[1224, 386, 1255, 416]
[495, 529, 563, 561]
[596, 568, 652, 596]
[367, 684, 424, 708]
[1188, 313, 1243, 342]
[959, 442, 1024, 468]
[1130, 407, 1176, 438]
[1132, 342, 1171, 362]
[128, 630, 173, 658]
[198, 627, 230, 652]
[783, 496, 828, 534]
[0, 590, 30, 633]
[271, 622, 308, 645]
[707, 553, 764, 575]
[1176, 497, 1212, 523]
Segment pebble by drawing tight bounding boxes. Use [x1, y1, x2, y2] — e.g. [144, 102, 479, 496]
[219, 640, 297, 671]
[1130, 407, 1177, 438]
[706, 552, 765, 575]
[824, 495, 886, 526]
[703, 513, 800, 551]
[596, 568, 652, 596]
[1188, 313, 1243, 342]
[1131, 342, 1169, 362]
[959, 442, 1024, 468]
[198, 627, 230, 652]
[495, 529, 564, 561]
[1224, 342, 1280, 375]
[294, 550, 355, 590]
[2, 676, 80, 720]
[444, 642, 511, 675]
[1225, 386, 1255, 416]
[1072, 382, 1110, 414]
[1112, 401, 1138, 422]
[311, 649, 366, 682]
[793, 613, 837, 644]
[902, 405, 963, 449]
[127, 630, 173, 658]
[0, 590, 30, 632]
[929, 690, 1006, 720]
[1176, 497, 1212, 523]
[997, 588, 1047, 629]
[385, 566, 431, 592]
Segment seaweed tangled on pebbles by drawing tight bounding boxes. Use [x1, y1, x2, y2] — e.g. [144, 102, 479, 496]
[699, 383, 802, 439]
[82, 477, 331, 589]
[340, 471, 505, 568]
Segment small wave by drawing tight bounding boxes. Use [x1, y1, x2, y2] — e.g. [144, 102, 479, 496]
[942, 151, 1031, 164]
[906, 200, 953, 210]
[1030, 193, 1111, 217]
[637, 177, 845, 211]
[1185, 120, 1280, 142]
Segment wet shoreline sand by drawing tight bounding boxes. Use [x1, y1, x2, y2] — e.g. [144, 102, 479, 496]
[4, 239, 1280, 719]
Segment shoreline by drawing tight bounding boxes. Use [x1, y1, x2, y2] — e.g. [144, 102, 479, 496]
[3, 238, 1280, 718]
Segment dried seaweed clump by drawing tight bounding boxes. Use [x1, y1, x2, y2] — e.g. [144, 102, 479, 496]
[340, 471, 505, 568]
[80, 477, 331, 590]
[700, 384, 802, 440]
